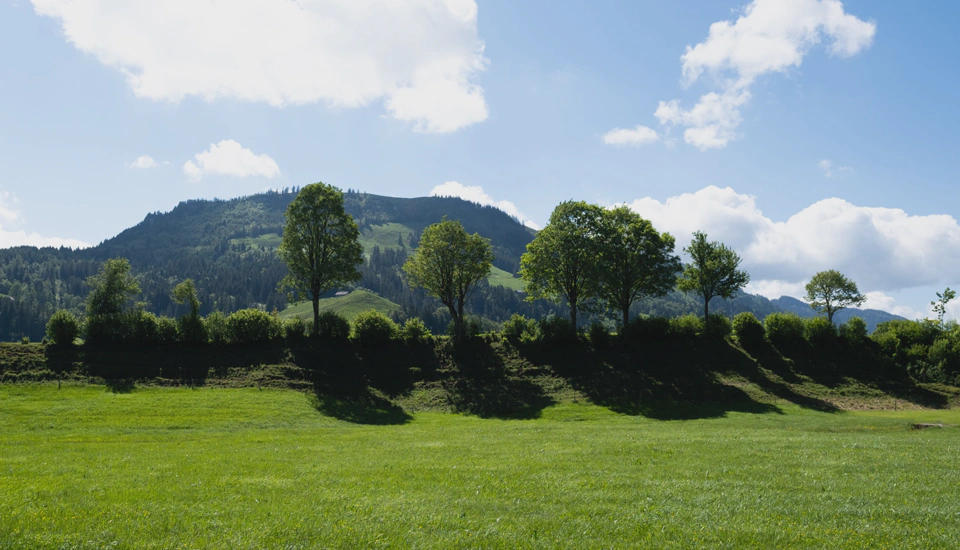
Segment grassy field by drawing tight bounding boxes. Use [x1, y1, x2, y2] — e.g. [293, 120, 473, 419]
[279, 289, 402, 321]
[1, 384, 958, 549]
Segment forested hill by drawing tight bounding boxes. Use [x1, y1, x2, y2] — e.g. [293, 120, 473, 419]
[0, 188, 904, 340]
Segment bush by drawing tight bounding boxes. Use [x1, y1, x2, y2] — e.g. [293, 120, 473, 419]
[446, 316, 484, 339]
[46, 309, 80, 347]
[132, 311, 160, 346]
[157, 316, 180, 346]
[283, 317, 307, 340]
[85, 312, 136, 347]
[227, 308, 276, 344]
[764, 312, 806, 350]
[588, 322, 611, 350]
[732, 312, 764, 347]
[502, 314, 538, 343]
[178, 315, 207, 346]
[315, 311, 351, 342]
[537, 315, 574, 345]
[805, 317, 838, 348]
[204, 312, 229, 346]
[623, 315, 670, 342]
[352, 310, 399, 347]
[839, 317, 868, 347]
[670, 314, 703, 338]
[705, 314, 732, 339]
[399, 317, 432, 343]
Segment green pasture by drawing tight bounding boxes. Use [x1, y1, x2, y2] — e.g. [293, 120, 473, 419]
[1, 384, 958, 549]
[279, 289, 402, 322]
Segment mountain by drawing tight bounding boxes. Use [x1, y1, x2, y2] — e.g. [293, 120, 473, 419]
[0, 189, 909, 340]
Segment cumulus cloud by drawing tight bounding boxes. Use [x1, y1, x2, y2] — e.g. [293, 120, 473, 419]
[654, 0, 875, 149]
[818, 159, 852, 177]
[32, 0, 489, 133]
[602, 125, 659, 147]
[626, 186, 960, 294]
[861, 291, 924, 320]
[183, 140, 281, 182]
[429, 181, 540, 230]
[128, 155, 158, 169]
[0, 192, 89, 249]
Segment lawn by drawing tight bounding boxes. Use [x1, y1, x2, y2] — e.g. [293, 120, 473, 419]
[1, 385, 958, 548]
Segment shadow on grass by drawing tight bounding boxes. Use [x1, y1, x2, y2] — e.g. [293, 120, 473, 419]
[440, 338, 555, 420]
[104, 378, 136, 393]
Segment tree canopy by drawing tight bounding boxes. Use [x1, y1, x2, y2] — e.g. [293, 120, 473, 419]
[804, 270, 866, 324]
[86, 258, 141, 317]
[403, 218, 493, 342]
[677, 231, 750, 321]
[278, 183, 363, 335]
[520, 201, 604, 330]
[596, 206, 681, 327]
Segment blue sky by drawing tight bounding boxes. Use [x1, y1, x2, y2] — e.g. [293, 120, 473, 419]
[1, 0, 958, 318]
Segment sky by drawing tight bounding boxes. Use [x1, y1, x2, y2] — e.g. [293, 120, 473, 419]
[1, 0, 959, 319]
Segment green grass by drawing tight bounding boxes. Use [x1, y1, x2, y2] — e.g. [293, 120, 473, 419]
[2, 384, 959, 548]
[279, 289, 401, 321]
[229, 233, 282, 249]
[487, 266, 524, 291]
[359, 222, 418, 254]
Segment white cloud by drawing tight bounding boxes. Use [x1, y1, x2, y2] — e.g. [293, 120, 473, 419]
[32, 0, 489, 133]
[183, 140, 281, 182]
[626, 186, 960, 293]
[654, 0, 875, 149]
[0, 192, 89, 249]
[129, 155, 158, 169]
[602, 125, 659, 147]
[861, 291, 923, 320]
[745, 279, 808, 300]
[818, 159, 852, 177]
[429, 181, 540, 230]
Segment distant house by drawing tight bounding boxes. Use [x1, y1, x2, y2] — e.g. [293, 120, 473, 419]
[334, 291, 350, 297]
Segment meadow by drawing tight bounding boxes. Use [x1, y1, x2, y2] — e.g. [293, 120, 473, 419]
[1, 384, 958, 549]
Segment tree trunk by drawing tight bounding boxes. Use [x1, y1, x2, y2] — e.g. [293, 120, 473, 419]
[448, 304, 461, 344]
[622, 305, 630, 330]
[312, 298, 321, 336]
[703, 296, 709, 322]
[570, 304, 578, 334]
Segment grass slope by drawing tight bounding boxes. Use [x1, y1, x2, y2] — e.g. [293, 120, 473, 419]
[279, 289, 401, 321]
[1, 385, 959, 548]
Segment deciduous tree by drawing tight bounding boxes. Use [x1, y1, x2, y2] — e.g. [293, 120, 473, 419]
[278, 183, 363, 335]
[677, 231, 749, 321]
[520, 201, 604, 331]
[804, 269, 866, 324]
[596, 206, 681, 327]
[403, 219, 493, 342]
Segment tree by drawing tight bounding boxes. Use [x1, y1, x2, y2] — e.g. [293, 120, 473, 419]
[677, 231, 750, 321]
[596, 206, 681, 327]
[278, 183, 364, 335]
[520, 201, 604, 331]
[932, 287, 956, 328]
[172, 279, 205, 344]
[86, 258, 141, 317]
[403, 219, 493, 342]
[804, 269, 866, 324]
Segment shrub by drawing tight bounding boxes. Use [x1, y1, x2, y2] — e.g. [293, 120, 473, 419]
[537, 315, 574, 345]
[283, 317, 307, 340]
[705, 314, 732, 339]
[446, 316, 483, 339]
[46, 309, 80, 347]
[764, 312, 806, 350]
[670, 314, 703, 338]
[839, 317, 868, 347]
[352, 310, 399, 347]
[85, 312, 138, 347]
[157, 316, 180, 346]
[204, 312, 229, 346]
[732, 312, 764, 347]
[315, 311, 351, 342]
[502, 314, 538, 343]
[178, 315, 207, 346]
[227, 308, 276, 344]
[399, 317, 432, 343]
[805, 317, 838, 348]
[588, 322, 611, 350]
[132, 311, 160, 346]
[623, 315, 670, 342]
